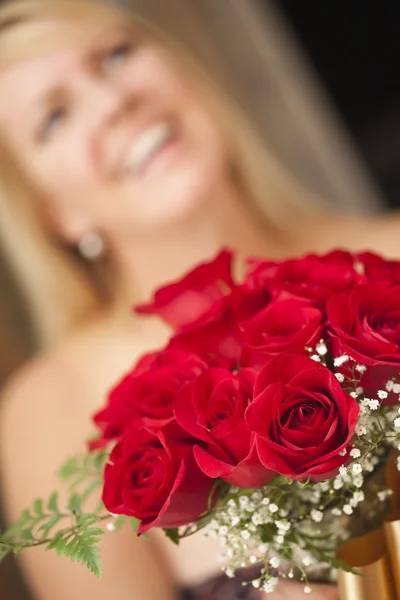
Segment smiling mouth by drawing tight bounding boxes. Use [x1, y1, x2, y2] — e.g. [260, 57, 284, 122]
[120, 120, 177, 177]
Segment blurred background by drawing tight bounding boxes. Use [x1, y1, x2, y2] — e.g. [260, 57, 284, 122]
[0, 0, 398, 597]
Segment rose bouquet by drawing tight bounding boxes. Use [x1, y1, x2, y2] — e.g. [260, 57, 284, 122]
[1, 249, 400, 597]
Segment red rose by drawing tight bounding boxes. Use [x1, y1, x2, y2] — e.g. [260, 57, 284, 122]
[240, 298, 324, 369]
[358, 252, 400, 287]
[103, 425, 215, 535]
[169, 286, 271, 369]
[92, 349, 207, 447]
[327, 284, 400, 403]
[245, 251, 361, 303]
[135, 250, 235, 331]
[246, 354, 360, 480]
[175, 368, 274, 488]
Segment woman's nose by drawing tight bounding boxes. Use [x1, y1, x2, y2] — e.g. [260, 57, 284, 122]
[83, 78, 133, 129]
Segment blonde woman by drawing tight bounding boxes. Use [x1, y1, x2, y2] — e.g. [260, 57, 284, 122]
[0, 1, 398, 599]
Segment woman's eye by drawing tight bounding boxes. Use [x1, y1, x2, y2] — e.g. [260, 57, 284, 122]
[103, 42, 133, 70]
[40, 107, 67, 140]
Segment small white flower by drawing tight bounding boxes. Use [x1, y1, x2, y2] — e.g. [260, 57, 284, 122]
[225, 568, 234, 579]
[302, 557, 312, 567]
[249, 555, 257, 564]
[393, 383, 400, 394]
[334, 478, 344, 490]
[378, 390, 388, 400]
[394, 417, 400, 429]
[304, 585, 312, 594]
[352, 463, 363, 474]
[339, 465, 348, 476]
[355, 425, 367, 436]
[240, 530, 251, 540]
[343, 505, 353, 515]
[311, 509, 323, 523]
[332, 508, 342, 516]
[269, 557, 280, 569]
[355, 386, 364, 395]
[275, 535, 284, 544]
[386, 380, 394, 392]
[335, 373, 345, 383]
[339, 448, 347, 456]
[316, 342, 328, 356]
[355, 364, 367, 373]
[311, 354, 321, 362]
[368, 399, 380, 410]
[252, 580, 260, 589]
[106, 522, 116, 532]
[334, 355, 350, 367]
[269, 503, 279, 514]
[350, 448, 361, 459]
[353, 475, 364, 488]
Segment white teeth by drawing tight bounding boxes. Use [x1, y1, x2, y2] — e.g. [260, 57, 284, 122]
[123, 122, 172, 174]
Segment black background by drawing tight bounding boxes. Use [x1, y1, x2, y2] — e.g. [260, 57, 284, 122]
[270, 0, 400, 209]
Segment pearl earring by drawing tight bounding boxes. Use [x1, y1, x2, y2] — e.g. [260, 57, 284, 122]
[77, 232, 105, 261]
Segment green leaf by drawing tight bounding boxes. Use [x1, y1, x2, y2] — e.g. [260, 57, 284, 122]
[38, 516, 61, 539]
[68, 494, 82, 514]
[19, 529, 34, 542]
[129, 517, 140, 533]
[0, 541, 12, 562]
[82, 479, 102, 502]
[58, 457, 79, 482]
[47, 492, 60, 514]
[58, 531, 104, 578]
[164, 528, 180, 545]
[33, 499, 45, 518]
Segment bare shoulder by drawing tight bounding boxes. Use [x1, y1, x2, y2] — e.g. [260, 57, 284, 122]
[0, 352, 93, 517]
[294, 210, 400, 258]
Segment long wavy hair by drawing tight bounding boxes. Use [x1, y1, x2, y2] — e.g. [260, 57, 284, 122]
[0, 0, 319, 346]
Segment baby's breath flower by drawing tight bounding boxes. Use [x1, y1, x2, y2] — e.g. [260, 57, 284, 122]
[335, 373, 345, 383]
[268, 503, 279, 514]
[343, 505, 353, 515]
[378, 390, 388, 400]
[352, 463, 363, 474]
[386, 380, 394, 392]
[368, 399, 380, 410]
[339, 465, 348, 476]
[316, 342, 328, 356]
[356, 425, 367, 436]
[311, 509, 323, 523]
[269, 556, 280, 569]
[334, 355, 349, 367]
[339, 448, 347, 456]
[355, 364, 367, 373]
[350, 448, 361, 459]
[304, 585, 312, 594]
[394, 417, 400, 429]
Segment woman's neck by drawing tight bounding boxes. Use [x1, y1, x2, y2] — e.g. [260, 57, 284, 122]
[108, 181, 288, 314]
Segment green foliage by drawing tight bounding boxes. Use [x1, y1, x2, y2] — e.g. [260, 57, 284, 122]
[164, 528, 180, 545]
[0, 450, 111, 578]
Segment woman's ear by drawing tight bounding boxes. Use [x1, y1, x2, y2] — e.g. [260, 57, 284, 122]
[39, 200, 92, 247]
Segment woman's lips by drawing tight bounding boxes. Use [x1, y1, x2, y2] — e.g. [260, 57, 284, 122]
[120, 120, 178, 177]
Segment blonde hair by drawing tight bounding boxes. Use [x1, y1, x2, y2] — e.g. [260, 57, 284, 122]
[0, 0, 320, 347]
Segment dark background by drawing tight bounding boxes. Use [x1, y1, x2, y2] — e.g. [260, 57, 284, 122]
[271, 0, 400, 209]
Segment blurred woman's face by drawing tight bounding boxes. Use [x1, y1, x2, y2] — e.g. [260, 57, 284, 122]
[0, 18, 228, 244]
